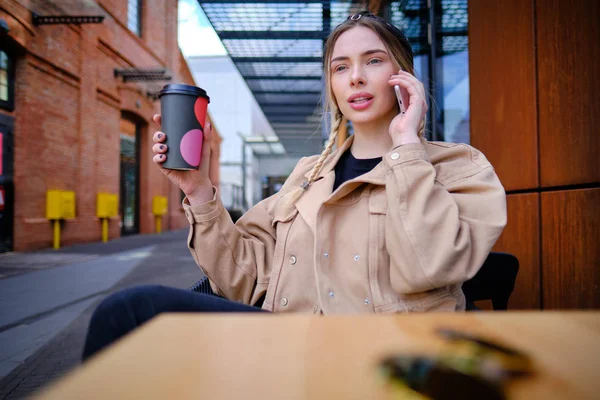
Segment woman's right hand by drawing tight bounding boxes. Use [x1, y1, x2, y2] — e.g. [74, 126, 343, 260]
[152, 114, 215, 205]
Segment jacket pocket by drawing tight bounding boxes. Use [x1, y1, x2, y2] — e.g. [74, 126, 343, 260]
[367, 187, 394, 309]
[398, 286, 458, 312]
[262, 207, 299, 311]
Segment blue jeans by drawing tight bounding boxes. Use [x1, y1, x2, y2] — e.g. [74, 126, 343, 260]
[82, 285, 265, 361]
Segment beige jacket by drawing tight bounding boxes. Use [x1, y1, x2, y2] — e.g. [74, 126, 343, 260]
[183, 136, 507, 314]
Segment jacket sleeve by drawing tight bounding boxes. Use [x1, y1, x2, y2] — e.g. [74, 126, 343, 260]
[382, 142, 507, 294]
[183, 189, 279, 304]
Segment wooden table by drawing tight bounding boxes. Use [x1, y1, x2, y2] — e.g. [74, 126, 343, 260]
[36, 312, 600, 399]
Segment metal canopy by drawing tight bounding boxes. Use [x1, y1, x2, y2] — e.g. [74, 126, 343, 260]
[197, 0, 468, 156]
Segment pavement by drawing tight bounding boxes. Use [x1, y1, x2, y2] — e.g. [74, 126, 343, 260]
[0, 229, 204, 399]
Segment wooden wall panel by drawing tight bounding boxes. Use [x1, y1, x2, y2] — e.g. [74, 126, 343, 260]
[541, 189, 600, 309]
[492, 193, 540, 309]
[537, 0, 600, 187]
[468, 0, 538, 191]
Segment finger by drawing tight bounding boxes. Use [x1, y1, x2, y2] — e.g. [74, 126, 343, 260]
[153, 154, 167, 164]
[152, 143, 168, 154]
[389, 78, 424, 101]
[153, 131, 166, 143]
[390, 71, 422, 91]
[390, 83, 426, 116]
[399, 86, 410, 113]
[397, 72, 427, 103]
[204, 121, 213, 143]
[152, 114, 162, 128]
[388, 78, 421, 104]
[200, 122, 212, 170]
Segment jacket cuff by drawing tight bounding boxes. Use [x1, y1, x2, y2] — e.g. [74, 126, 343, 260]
[383, 142, 429, 169]
[182, 186, 223, 224]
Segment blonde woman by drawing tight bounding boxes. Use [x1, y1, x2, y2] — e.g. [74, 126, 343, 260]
[83, 11, 506, 360]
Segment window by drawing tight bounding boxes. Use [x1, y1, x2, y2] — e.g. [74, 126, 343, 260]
[389, 0, 470, 143]
[0, 50, 15, 111]
[128, 0, 142, 36]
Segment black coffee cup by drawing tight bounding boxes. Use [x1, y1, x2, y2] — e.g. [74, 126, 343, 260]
[158, 84, 210, 170]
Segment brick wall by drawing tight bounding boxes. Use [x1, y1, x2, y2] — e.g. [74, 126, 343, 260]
[1, 0, 213, 251]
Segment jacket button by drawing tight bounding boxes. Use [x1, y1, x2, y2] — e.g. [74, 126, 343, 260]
[280, 297, 288, 306]
[390, 152, 400, 160]
[289, 255, 297, 265]
[353, 254, 360, 261]
[364, 298, 370, 305]
[328, 290, 335, 298]
[312, 305, 318, 314]
[324, 252, 329, 258]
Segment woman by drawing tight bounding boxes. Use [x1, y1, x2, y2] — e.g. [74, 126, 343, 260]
[82, 11, 506, 360]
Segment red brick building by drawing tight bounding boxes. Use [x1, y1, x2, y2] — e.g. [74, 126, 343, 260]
[0, 0, 221, 252]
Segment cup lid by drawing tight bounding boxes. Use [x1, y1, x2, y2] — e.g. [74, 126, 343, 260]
[158, 84, 210, 102]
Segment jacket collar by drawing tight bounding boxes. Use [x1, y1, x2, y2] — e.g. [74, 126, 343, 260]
[295, 134, 428, 234]
[305, 134, 428, 187]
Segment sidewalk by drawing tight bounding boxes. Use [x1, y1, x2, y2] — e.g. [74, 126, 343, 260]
[0, 230, 191, 279]
[0, 229, 204, 399]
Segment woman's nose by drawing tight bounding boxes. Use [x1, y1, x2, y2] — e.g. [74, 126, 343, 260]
[350, 67, 366, 87]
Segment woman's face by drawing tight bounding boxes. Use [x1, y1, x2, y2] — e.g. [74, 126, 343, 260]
[329, 25, 398, 125]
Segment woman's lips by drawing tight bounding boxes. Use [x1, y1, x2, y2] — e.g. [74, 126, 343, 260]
[348, 96, 374, 110]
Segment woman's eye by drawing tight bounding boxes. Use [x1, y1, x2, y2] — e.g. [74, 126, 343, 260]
[368, 59, 382, 65]
[334, 65, 347, 72]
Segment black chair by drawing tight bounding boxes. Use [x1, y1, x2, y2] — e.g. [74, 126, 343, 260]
[189, 276, 218, 296]
[190, 252, 519, 311]
[462, 252, 519, 311]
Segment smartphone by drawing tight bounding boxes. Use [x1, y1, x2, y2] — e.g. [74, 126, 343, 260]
[394, 85, 406, 114]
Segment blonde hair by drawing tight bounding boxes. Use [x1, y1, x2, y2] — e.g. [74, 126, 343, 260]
[279, 14, 423, 211]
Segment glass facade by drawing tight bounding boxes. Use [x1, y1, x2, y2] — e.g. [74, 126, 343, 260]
[389, 0, 470, 143]
[120, 118, 139, 235]
[0, 50, 14, 110]
[0, 51, 8, 102]
[128, 0, 142, 36]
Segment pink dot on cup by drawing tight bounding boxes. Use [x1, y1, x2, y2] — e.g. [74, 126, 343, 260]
[180, 129, 203, 167]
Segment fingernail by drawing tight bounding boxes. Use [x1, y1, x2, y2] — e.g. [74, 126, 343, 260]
[160, 145, 165, 150]
[158, 133, 163, 139]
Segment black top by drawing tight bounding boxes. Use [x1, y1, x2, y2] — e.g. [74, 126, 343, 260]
[332, 149, 382, 192]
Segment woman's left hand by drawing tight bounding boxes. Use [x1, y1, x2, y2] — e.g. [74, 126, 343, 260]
[388, 70, 428, 146]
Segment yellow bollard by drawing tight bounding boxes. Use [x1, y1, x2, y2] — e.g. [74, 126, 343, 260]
[152, 196, 167, 234]
[53, 220, 60, 250]
[47, 190, 75, 250]
[155, 216, 162, 234]
[102, 218, 108, 243]
[97, 193, 118, 243]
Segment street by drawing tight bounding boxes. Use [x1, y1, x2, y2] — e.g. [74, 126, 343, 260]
[0, 229, 203, 399]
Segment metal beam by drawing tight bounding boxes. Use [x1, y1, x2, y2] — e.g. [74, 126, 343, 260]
[258, 101, 320, 107]
[262, 106, 318, 113]
[274, 127, 321, 131]
[265, 111, 314, 116]
[219, 31, 328, 40]
[199, 0, 324, 3]
[253, 90, 321, 95]
[32, 13, 105, 25]
[275, 133, 320, 137]
[244, 76, 322, 80]
[269, 117, 313, 123]
[232, 57, 322, 63]
[274, 131, 320, 136]
[273, 136, 321, 140]
[272, 123, 320, 129]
